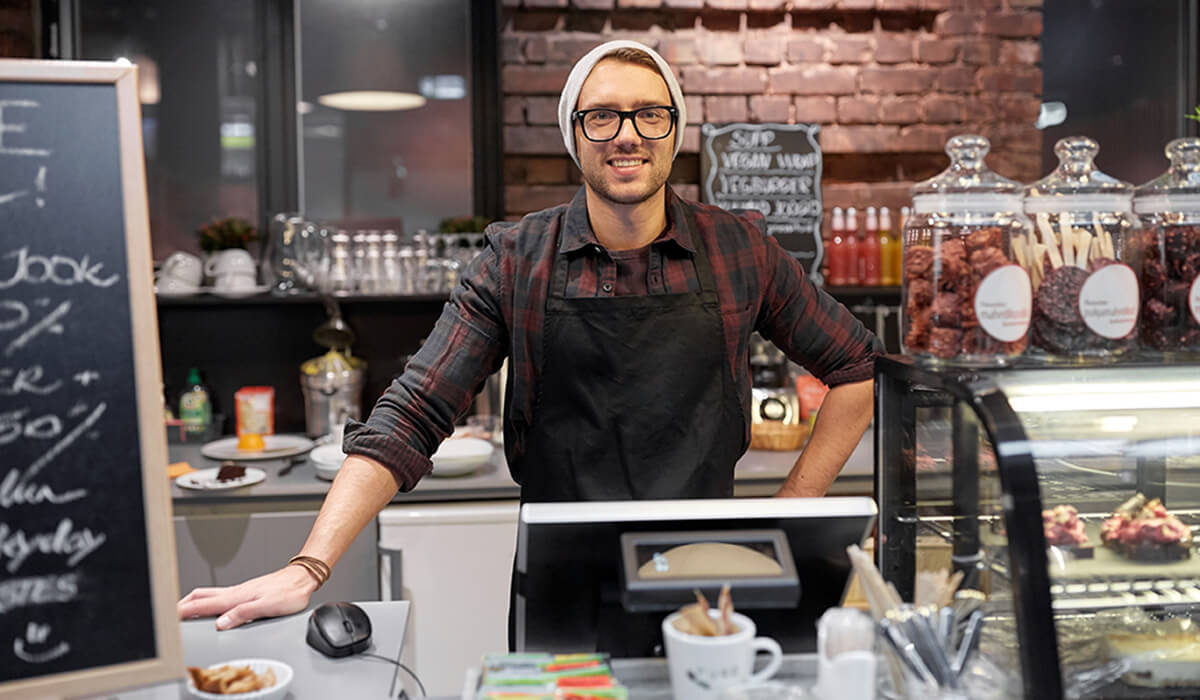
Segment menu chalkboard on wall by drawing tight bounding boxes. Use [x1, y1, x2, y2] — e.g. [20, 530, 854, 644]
[700, 123, 824, 282]
[0, 61, 181, 698]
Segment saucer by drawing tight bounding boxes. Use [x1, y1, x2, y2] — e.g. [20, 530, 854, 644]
[156, 285, 202, 298]
[206, 284, 270, 299]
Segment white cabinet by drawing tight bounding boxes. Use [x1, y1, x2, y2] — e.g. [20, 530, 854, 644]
[174, 508, 379, 605]
[378, 500, 519, 696]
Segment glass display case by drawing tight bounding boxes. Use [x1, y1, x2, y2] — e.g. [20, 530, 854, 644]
[875, 355, 1200, 699]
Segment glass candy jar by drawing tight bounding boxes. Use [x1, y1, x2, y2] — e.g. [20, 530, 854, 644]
[1133, 138, 1200, 355]
[902, 135, 1033, 364]
[1023, 136, 1139, 359]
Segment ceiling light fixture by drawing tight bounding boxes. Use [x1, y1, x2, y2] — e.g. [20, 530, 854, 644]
[317, 90, 426, 112]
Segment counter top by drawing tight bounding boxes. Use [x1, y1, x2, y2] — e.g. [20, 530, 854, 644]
[169, 430, 873, 505]
[453, 654, 822, 700]
[82, 601, 410, 699]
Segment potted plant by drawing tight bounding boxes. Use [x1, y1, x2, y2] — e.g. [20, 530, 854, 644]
[438, 215, 493, 234]
[196, 217, 259, 253]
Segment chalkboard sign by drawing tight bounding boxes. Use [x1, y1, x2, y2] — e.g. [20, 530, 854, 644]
[0, 61, 181, 697]
[701, 123, 824, 282]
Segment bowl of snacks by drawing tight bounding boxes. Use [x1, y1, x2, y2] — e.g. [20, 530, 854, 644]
[186, 658, 293, 700]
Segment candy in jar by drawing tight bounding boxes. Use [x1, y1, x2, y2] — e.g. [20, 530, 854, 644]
[902, 134, 1033, 364]
[1133, 137, 1200, 355]
[1023, 136, 1139, 358]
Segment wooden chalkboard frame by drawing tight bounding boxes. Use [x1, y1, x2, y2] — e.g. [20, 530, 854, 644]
[0, 61, 182, 699]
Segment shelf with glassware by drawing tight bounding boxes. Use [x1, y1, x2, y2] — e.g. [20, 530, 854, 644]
[154, 291, 452, 307]
[876, 355, 1200, 699]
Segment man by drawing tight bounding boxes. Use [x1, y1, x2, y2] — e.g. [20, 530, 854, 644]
[178, 40, 881, 630]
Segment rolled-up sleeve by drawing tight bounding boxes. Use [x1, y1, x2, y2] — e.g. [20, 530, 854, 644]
[342, 234, 509, 490]
[756, 235, 883, 386]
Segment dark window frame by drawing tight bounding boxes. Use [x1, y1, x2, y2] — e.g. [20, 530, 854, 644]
[39, 0, 503, 240]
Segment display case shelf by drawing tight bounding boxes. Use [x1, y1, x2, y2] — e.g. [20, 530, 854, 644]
[876, 355, 1200, 700]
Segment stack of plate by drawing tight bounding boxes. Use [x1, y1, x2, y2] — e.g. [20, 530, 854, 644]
[310, 444, 347, 481]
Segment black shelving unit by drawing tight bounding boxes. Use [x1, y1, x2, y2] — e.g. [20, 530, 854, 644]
[156, 294, 449, 435]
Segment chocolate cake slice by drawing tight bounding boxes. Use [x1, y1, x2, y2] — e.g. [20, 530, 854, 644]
[216, 461, 247, 482]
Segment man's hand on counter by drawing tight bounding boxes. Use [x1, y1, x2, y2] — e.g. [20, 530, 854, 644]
[177, 563, 320, 630]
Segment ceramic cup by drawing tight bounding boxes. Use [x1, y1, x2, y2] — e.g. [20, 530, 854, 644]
[159, 251, 204, 288]
[663, 610, 783, 700]
[213, 270, 258, 292]
[205, 249, 257, 279]
[157, 276, 201, 294]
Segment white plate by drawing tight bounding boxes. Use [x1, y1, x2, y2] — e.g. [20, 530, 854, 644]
[431, 437, 493, 477]
[201, 434, 314, 461]
[205, 284, 271, 299]
[186, 657, 293, 700]
[176, 466, 266, 491]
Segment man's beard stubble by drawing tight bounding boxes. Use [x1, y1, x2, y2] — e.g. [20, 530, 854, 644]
[581, 150, 672, 206]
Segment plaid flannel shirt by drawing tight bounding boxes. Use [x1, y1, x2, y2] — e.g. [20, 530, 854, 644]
[345, 186, 882, 489]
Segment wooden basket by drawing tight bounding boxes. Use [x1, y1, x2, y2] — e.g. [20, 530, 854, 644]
[749, 421, 810, 451]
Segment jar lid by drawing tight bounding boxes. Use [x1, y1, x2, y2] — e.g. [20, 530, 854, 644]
[912, 192, 1024, 215]
[910, 134, 1025, 202]
[1133, 138, 1200, 213]
[1024, 136, 1133, 213]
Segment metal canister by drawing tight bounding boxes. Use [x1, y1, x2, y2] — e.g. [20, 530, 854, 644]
[300, 350, 366, 438]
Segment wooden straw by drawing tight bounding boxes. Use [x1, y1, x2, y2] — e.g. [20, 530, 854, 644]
[1011, 233, 1028, 270]
[1038, 214, 1063, 268]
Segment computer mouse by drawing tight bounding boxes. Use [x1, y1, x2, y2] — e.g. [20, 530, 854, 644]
[306, 601, 372, 658]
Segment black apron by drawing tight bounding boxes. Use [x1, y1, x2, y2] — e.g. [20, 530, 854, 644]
[506, 217, 748, 648]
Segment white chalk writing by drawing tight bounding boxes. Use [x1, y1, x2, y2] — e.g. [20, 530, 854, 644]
[0, 365, 61, 396]
[0, 518, 107, 574]
[4, 299, 69, 356]
[23, 402, 106, 480]
[0, 100, 51, 157]
[0, 248, 119, 289]
[0, 574, 78, 615]
[0, 408, 63, 445]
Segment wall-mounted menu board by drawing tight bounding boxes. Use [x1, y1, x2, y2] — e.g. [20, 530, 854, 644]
[0, 61, 181, 698]
[700, 123, 824, 282]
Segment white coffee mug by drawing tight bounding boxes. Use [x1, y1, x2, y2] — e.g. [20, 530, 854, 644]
[213, 271, 257, 292]
[205, 249, 257, 278]
[159, 251, 204, 287]
[663, 610, 783, 700]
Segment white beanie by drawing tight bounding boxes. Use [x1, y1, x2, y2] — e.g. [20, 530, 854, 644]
[557, 40, 687, 168]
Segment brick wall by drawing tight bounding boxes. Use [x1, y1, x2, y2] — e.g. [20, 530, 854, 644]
[0, 0, 34, 58]
[500, 0, 1043, 222]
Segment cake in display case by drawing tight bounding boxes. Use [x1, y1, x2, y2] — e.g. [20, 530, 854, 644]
[875, 356, 1200, 699]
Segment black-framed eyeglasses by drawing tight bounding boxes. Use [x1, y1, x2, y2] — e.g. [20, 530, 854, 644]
[572, 105, 678, 142]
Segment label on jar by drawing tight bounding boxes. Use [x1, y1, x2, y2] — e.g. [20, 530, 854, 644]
[1079, 264, 1139, 339]
[1191, 276, 1200, 326]
[974, 265, 1032, 342]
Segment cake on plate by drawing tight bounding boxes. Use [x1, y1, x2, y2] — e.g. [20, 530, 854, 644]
[1101, 493, 1192, 562]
